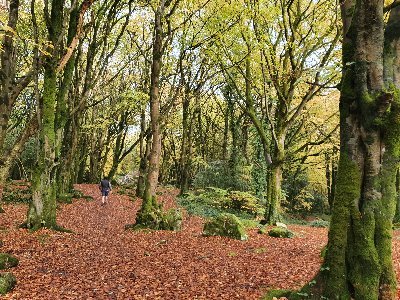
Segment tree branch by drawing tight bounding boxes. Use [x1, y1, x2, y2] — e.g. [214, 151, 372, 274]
[56, 0, 96, 72]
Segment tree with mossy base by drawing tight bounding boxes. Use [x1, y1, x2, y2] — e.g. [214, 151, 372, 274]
[133, 0, 181, 231]
[265, 2, 400, 299]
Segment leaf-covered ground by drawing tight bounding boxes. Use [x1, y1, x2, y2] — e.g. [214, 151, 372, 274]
[0, 184, 399, 299]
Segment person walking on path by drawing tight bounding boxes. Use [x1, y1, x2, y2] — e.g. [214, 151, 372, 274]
[99, 177, 112, 206]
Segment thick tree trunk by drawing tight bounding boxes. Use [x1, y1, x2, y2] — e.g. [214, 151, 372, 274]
[137, 1, 164, 220]
[56, 6, 78, 195]
[28, 67, 59, 229]
[27, 0, 64, 230]
[0, 0, 19, 155]
[264, 133, 285, 224]
[265, 163, 282, 224]
[303, 2, 400, 299]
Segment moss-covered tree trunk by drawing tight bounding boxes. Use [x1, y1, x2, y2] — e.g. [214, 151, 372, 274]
[302, 2, 400, 299]
[27, 0, 64, 230]
[56, 5, 79, 196]
[0, 0, 19, 156]
[264, 134, 284, 225]
[135, 1, 165, 225]
[394, 168, 400, 222]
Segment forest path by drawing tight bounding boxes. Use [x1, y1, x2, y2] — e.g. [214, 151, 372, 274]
[1, 184, 330, 299]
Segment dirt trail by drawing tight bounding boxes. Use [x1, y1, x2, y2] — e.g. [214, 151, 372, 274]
[1, 184, 332, 299]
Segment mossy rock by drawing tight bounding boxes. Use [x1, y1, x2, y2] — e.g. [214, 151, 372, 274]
[268, 227, 294, 238]
[0, 253, 18, 270]
[203, 213, 248, 240]
[258, 226, 268, 234]
[0, 272, 16, 295]
[135, 207, 182, 231]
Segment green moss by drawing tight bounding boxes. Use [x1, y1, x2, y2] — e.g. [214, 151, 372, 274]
[72, 189, 84, 199]
[263, 289, 293, 300]
[203, 213, 248, 240]
[0, 254, 18, 270]
[321, 154, 360, 298]
[81, 195, 94, 201]
[135, 201, 182, 231]
[57, 193, 73, 204]
[0, 272, 16, 295]
[267, 227, 294, 238]
[309, 219, 330, 228]
[258, 226, 268, 234]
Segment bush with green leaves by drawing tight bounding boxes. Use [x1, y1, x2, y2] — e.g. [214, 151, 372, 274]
[0, 272, 16, 295]
[282, 171, 329, 215]
[2, 182, 31, 204]
[178, 188, 263, 220]
[223, 191, 263, 215]
[309, 219, 330, 228]
[193, 160, 253, 192]
[0, 254, 18, 270]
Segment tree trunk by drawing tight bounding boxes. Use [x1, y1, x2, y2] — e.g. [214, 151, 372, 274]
[136, 110, 148, 197]
[394, 168, 400, 223]
[304, 2, 400, 298]
[265, 163, 282, 224]
[56, 5, 78, 195]
[27, 0, 64, 230]
[137, 1, 165, 222]
[264, 132, 285, 224]
[179, 94, 190, 194]
[0, 0, 19, 155]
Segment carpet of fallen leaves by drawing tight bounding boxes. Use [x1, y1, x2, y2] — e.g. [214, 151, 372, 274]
[0, 184, 399, 299]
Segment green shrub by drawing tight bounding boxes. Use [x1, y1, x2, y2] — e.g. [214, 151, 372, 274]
[0, 254, 18, 270]
[179, 188, 263, 219]
[268, 227, 294, 238]
[224, 191, 263, 215]
[309, 219, 330, 228]
[193, 160, 253, 191]
[203, 213, 248, 240]
[0, 272, 16, 295]
[2, 184, 31, 204]
[57, 193, 73, 204]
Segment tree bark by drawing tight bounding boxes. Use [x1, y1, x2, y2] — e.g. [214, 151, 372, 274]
[27, 0, 64, 230]
[303, 2, 400, 298]
[139, 1, 165, 215]
[0, 0, 19, 159]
